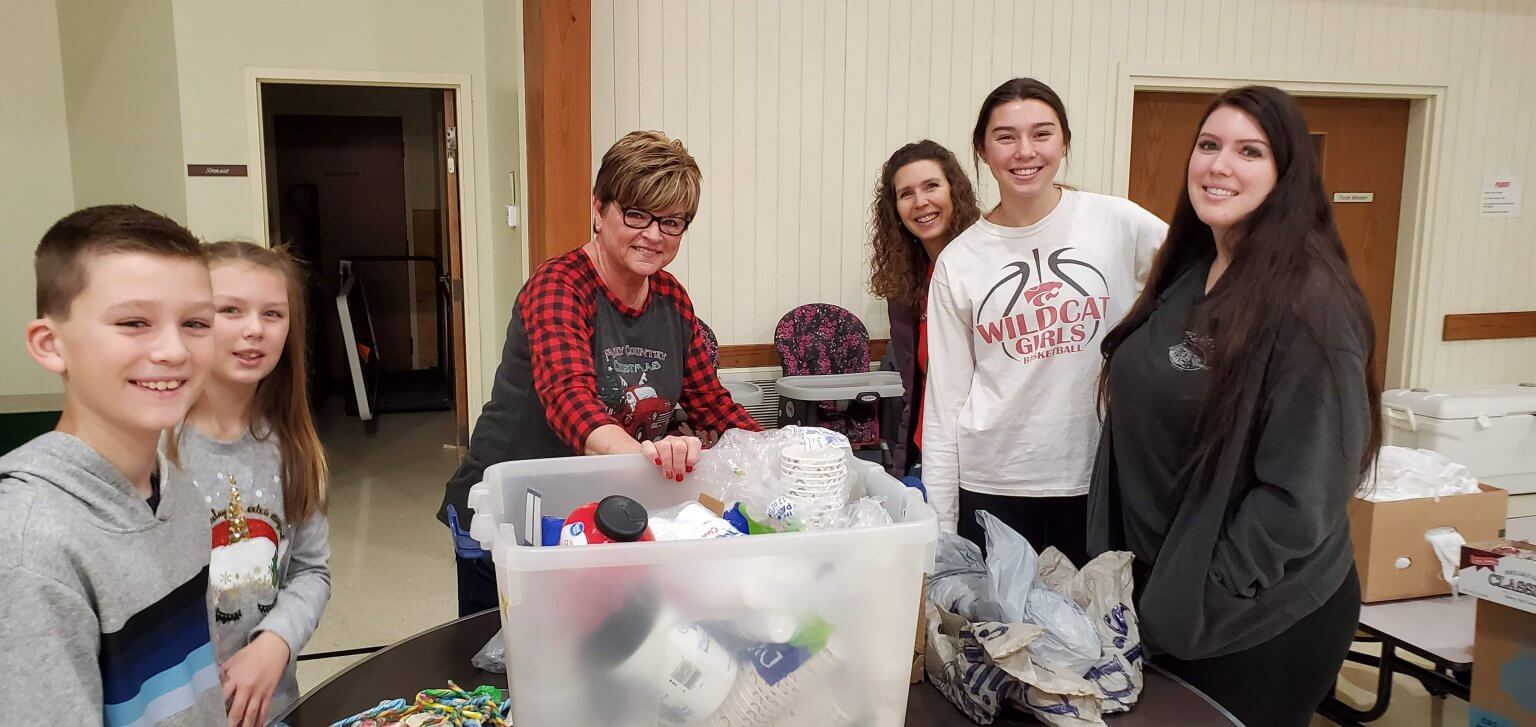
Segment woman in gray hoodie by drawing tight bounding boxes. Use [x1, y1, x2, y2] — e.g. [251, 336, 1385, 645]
[1091, 86, 1378, 727]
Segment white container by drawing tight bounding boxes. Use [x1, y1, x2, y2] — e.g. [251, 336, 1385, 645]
[467, 453, 937, 727]
[1382, 384, 1536, 495]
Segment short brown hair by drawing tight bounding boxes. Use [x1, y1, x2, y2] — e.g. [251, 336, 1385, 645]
[592, 130, 702, 218]
[35, 205, 204, 319]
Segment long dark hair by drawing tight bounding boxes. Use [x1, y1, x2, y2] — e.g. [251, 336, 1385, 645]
[1099, 85, 1381, 477]
[868, 140, 982, 312]
[970, 77, 1073, 183]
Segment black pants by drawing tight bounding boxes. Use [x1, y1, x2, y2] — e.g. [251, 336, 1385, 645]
[957, 489, 1089, 567]
[456, 555, 499, 617]
[1155, 568, 1361, 727]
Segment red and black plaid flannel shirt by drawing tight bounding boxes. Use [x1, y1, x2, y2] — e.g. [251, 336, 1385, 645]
[520, 249, 761, 452]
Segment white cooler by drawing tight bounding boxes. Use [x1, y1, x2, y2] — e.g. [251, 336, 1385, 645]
[1382, 384, 1536, 495]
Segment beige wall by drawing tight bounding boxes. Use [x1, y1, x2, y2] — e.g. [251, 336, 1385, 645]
[56, 0, 186, 220]
[596, 0, 1536, 389]
[1, 0, 74, 405]
[167, 0, 527, 419]
[482, 0, 529, 344]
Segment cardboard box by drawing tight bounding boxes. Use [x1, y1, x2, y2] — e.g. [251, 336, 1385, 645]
[1348, 484, 1507, 603]
[911, 575, 927, 684]
[1468, 600, 1536, 727]
[1459, 538, 1536, 614]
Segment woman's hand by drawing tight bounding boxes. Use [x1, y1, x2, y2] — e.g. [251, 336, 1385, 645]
[641, 436, 702, 482]
[220, 631, 291, 727]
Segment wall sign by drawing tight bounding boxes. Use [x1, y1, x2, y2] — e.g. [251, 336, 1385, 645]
[187, 164, 248, 177]
[1481, 176, 1523, 218]
[1333, 192, 1374, 203]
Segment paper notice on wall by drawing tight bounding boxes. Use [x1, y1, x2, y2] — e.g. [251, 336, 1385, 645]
[1481, 176, 1523, 218]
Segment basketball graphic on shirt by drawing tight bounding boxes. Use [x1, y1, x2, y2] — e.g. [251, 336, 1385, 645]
[974, 247, 1110, 362]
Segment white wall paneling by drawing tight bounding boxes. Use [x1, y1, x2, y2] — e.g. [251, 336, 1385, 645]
[593, 0, 1536, 387]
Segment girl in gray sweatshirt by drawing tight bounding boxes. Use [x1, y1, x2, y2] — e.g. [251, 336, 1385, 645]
[168, 242, 332, 726]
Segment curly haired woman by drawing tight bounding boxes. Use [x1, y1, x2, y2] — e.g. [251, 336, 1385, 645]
[867, 139, 981, 478]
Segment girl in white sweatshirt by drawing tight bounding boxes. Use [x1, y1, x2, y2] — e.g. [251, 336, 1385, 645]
[923, 77, 1166, 563]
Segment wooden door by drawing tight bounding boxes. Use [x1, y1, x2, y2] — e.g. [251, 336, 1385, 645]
[1128, 91, 1410, 382]
[439, 90, 470, 452]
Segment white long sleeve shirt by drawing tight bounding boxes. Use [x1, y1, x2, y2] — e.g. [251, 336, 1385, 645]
[922, 189, 1167, 532]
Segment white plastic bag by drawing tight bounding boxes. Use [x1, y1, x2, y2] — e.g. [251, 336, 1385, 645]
[471, 628, 506, 673]
[824, 496, 892, 530]
[1360, 446, 1480, 502]
[978, 511, 1102, 677]
[649, 501, 744, 541]
[926, 532, 1006, 623]
[925, 545, 1144, 726]
[1056, 550, 1144, 714]
[692, 427, 856, 532]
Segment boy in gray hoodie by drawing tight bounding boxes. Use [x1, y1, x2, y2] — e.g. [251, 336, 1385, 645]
[0, 206, 227, 725]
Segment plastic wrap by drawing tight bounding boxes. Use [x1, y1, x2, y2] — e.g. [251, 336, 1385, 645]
[1361, 445, 1481, 502]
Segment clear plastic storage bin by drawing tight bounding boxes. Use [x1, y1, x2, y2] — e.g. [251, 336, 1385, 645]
[467, 452, 937, 726]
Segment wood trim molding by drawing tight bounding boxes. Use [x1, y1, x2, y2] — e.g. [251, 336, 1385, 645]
[524, 0, 591, 266]
[1442, 312, 1536, 341]
[719, 340, 889, 370]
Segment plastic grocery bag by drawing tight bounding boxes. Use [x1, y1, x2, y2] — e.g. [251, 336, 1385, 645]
[978, 511, 1102, 677]
[926, 532, 1005, 623]
[471, 628, 506, 674]
[924, 602, 1101, 726]
[925, 517, 1144, 726]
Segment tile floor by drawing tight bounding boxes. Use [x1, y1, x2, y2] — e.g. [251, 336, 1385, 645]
[296, 404, 1536, 725]
[293, 405, 461, 692]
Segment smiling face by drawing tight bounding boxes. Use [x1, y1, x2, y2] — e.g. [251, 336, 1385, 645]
[210, 261, 291, 387]
[591, 198, 686, 278]
[1188, 105, 1279, 242]
[980, 99, 1067, 201]
[892, 159, 956, 246]
[38, 251, 215, 435]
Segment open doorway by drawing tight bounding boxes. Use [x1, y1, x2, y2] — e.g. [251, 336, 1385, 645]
[259, 83, 469, 448]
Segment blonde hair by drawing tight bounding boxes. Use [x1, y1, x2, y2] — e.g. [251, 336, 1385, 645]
[176, 241, 328, 523]
[593, 130, 702, 217]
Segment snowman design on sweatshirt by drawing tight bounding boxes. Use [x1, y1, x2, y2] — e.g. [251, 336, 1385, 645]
[207, 473, 285, 624]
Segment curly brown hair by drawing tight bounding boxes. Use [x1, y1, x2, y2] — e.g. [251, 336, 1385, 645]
[867, 140, 981, 312]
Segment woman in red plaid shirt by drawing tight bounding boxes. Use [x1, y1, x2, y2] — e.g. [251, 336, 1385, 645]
[440, 130, 761, 614]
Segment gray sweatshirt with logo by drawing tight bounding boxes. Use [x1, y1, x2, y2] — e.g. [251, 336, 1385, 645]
[173, 425, 332, 722]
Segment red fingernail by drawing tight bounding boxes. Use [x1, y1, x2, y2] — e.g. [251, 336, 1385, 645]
[655, 457, 662, 465]
[686, 465, 693, 473]
[676, 474, 684, 482]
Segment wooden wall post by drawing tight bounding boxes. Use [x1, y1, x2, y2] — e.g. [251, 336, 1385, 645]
[524, 0, 592, 266]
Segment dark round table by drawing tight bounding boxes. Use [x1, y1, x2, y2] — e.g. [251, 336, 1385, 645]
[283, 611, 1240, 726]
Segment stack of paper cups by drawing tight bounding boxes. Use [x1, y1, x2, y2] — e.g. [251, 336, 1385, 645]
[778, 445, 850, 528]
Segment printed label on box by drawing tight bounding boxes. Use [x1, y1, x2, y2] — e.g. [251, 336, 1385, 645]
[1460, 540, 1536, 614]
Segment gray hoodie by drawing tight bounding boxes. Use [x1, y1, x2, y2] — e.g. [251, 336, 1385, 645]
[0, 432, 227, 726]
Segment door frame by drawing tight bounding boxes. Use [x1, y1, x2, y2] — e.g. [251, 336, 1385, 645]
[244, 68, 487, 429]
[1110, 65, 1447, 390]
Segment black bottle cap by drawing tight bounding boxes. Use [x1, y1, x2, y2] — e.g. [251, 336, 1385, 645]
[594, 495, 650, 542]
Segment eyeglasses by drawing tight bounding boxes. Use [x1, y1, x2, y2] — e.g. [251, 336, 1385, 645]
[621, 207, 691, 236]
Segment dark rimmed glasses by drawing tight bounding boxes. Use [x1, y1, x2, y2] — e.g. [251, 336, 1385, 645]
[621, 207, 691, 236]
